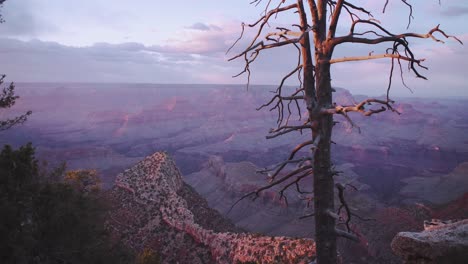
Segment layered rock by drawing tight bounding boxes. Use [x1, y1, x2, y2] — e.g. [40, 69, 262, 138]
[185, 156, 378, 238]
[400, 162, 468, 205]
[391, 219, 468, 264]
[106, 152, 316, 263]
[185, 156, 311, 237]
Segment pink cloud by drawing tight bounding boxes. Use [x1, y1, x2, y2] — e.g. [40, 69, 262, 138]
[153, 22, 242, 55]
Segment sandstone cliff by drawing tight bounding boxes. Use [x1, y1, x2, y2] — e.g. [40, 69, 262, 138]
[106, 152, 316, 263]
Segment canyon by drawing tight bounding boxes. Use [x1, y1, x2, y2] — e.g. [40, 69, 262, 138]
[2, 83, 468, 263]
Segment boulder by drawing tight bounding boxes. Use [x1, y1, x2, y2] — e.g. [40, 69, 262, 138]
[391, 219, 468, 264]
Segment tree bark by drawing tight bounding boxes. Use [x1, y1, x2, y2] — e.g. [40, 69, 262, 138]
[313, 56, 337, 264]
[297, 5, 337, 261]
[297, 0, 316, 110]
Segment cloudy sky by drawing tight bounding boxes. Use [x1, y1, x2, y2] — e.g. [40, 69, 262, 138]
[0, 0, 467, 97]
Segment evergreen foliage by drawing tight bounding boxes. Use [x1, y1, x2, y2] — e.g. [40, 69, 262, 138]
[0, 144, 132, 264]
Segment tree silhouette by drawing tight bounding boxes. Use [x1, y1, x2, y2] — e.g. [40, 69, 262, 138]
[0, 1, 32, 131]
[229, 1, 462, 263]
[0, 144, 132, 263]
[0, 0, 4, 23]
[0, 75, 32, 131]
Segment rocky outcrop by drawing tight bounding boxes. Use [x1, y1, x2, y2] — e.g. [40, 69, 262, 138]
[391, 219, 468, 264]
[162, 202, 314, 264]
[106, 152, 316, 263]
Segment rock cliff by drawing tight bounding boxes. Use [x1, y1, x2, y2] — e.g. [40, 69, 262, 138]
[185, 156, 378, 238]
[391, 219, 468, 264]
[106, 152, 316, 263]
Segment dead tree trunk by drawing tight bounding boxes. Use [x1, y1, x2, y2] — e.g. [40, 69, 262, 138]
[229, 1, 461, 263]
[310, 2, 338, 260]
[313, 59, 336, 263]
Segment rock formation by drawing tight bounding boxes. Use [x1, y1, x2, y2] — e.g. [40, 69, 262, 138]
[106, 152, 316, 263]
[391, 219, 468, 264]
[185, 156, 378, 238]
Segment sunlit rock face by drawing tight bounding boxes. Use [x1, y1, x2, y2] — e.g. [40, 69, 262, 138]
[391, 219, 468, 264]
[106, 152, 316, 264]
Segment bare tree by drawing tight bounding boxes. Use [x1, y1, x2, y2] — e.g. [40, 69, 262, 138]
[228, 1, 462, 263]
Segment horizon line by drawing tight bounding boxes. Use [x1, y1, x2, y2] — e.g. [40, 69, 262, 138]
[12, 81, 468, 100]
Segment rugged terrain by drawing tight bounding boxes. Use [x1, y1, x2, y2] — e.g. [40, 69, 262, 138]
[5, 84, 468, 188]
[185, 156, 378, 238]
[3, 83, 468, 263]
[106, 152, 316, 263]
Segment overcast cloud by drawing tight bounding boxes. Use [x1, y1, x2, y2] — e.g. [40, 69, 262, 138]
[0, 1, 467, 97]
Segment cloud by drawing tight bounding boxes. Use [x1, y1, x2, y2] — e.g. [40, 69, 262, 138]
[331, 34, 468, 98]
[186, 22, 222, 32]
[0, 38, 183, 83]
[441, 6, 468, 17]
[0, 37, 246, 84]
[187, 22, 211, 31]
[0, 0, 56, 37]
[153, 22, 241, 55]
[0, 23, 465, 98]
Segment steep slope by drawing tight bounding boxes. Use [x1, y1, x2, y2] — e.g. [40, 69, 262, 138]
[400, 162, 468, 205]
[432, 192, 468, 220]
[106, 152, 316, 264]
[185, 155, 312, 237]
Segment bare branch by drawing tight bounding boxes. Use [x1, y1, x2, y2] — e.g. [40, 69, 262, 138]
[278, 169, 313, 200]
[342, 1, 372, 17]
[321, 98, 398, 117]
[266, 124, 311, 139]
[336, 183, 352, 231]
[228, 165, 313, 213]
[335, 228, 360, 242]
[328, 0, 345, 39]
[256, 65, 304, 125]
[299, 212, 315, 219]
[326, 209, 340, 220]
[334, 23, 463, 46]
[261, 140, 315, 181]
[306, 0, 319, 27]
[226, 22, 246, 55]
[329, 53, 425, 65]
[257, 157, 310, 174]
[228, 3, 299, 61]
[383, 0, 413, 29]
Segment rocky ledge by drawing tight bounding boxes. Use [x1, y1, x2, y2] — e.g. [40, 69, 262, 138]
[391, 219, 468, 264]
[106, 152, 316, 263]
